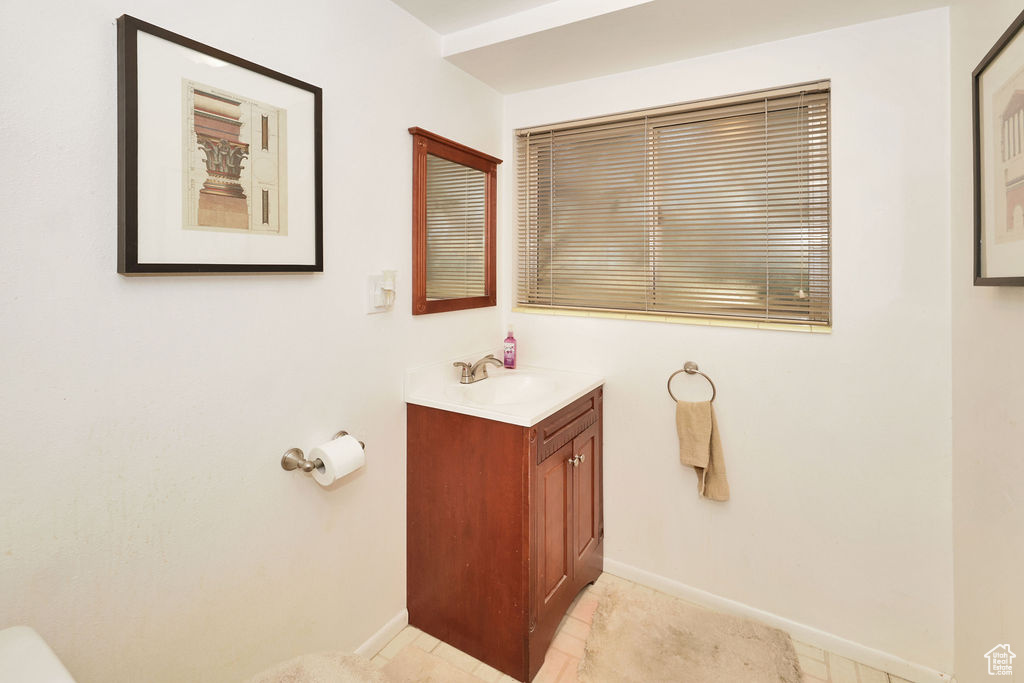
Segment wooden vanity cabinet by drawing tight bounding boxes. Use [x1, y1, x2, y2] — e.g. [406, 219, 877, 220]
[406, 387, 603, 682]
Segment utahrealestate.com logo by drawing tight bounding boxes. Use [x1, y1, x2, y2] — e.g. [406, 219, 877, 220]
[985, 644, 1015, 676]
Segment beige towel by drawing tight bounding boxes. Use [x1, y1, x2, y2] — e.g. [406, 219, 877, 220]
[676, 401, 729, 501]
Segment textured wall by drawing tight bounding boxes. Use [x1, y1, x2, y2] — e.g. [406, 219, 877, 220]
[949, 1, 1024, 681]
[503, 10, 954, 675]
[0, 1, 502, 680]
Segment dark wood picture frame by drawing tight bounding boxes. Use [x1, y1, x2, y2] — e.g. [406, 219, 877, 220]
[117, 14, 323, 274]
[973, 7, 1024, 286]
[409, 127, 500, 314]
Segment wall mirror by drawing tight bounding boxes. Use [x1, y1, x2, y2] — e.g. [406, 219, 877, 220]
[409, 127, 501, 315]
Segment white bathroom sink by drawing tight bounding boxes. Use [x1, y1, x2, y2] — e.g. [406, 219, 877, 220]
[405, 357, 603, 426]
[444, 372, 559, 406]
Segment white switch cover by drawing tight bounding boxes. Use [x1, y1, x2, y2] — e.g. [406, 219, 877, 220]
[367, 270, 396, 314]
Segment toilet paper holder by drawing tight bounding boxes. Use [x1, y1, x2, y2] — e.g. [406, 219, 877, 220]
[281, 430, 366, 474]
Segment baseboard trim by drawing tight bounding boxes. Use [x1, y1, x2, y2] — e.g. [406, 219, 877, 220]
[603, 559, 953, 683]
[355, 608, 409, 658]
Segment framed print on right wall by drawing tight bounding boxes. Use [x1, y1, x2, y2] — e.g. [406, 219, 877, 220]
[975, 7, 1024, 285]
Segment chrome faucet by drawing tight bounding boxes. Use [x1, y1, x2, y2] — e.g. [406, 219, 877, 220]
[454, 354, 504, 384]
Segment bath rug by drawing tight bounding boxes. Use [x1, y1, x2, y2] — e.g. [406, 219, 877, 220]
[579, 579, 801, 683]
[381, 645, 481, 683]
[247, 651, 385, 683]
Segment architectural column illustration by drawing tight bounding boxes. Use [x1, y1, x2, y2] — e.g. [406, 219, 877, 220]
[1000, 90, 1024, 242]
[193, 89, 250, 229]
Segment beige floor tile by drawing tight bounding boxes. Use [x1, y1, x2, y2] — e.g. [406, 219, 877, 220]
[801, 675, 828, 683]
[555, 656, 581, 683]
[799, 654, 828, 679]
[568, 596, 599, 624]
[534, 648, 571, 683]
[551, 632, 587, 659]
[827, 653, 858, 683]
[400, 571, 912, 683]
[379, 626, 422, 659]
[382, 647, 482, 683]
[794, 641, 825, 661]
[412, 630, 440, 652]
[370, 654, 389, 670]
[556, 616, 591, 641]
[472, 661, 504, 683]
[434, 641, 483, 673]
[857, 663, 889, 683]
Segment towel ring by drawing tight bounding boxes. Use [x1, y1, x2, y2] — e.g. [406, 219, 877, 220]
[667, 361, 716, 403]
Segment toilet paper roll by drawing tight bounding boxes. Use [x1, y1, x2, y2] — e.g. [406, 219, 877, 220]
[310, 434, 365, 486]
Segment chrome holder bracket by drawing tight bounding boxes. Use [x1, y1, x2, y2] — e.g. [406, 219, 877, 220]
[281, 430, 365, 474]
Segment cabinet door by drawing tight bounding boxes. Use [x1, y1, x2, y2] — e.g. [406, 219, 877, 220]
[572, 422, 602, 586]
[535, 440, 574, 616]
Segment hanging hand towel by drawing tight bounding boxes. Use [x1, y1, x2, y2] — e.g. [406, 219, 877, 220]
[676, 401, 730, 501]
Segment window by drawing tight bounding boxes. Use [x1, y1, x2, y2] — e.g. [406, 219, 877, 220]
[516, 81, 831, 326]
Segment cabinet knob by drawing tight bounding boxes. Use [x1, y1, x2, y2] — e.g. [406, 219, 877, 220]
[578, 453, 586, 464]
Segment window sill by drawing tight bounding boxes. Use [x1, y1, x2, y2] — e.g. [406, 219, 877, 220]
[511, 306, 832, 334]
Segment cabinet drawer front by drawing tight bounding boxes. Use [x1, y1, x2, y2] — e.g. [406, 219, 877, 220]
[537, 389, 601, 465]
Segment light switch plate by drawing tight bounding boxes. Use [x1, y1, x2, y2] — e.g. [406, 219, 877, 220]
[367, 270, 396, 314]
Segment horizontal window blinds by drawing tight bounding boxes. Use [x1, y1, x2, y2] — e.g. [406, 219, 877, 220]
[426, 153, 487, 300]
[516, 83, 830, 325]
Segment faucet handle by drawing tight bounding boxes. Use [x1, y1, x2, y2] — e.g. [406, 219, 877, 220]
[453, 361, 473, 384]
[471, 354, 502, 381]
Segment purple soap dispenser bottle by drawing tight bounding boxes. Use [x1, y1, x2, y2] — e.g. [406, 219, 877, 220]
[503, 329, 517, 369]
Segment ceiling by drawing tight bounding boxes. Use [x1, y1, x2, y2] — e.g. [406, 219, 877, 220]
[390, 0, 952, 93]
[389, 0, 564, 34]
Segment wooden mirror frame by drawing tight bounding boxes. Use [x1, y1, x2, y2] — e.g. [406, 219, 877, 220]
[410, 127, 501, 315]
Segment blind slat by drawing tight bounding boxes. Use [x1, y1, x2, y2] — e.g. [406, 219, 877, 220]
[516, 83, 831, 325]
[426, 153, 488, 301]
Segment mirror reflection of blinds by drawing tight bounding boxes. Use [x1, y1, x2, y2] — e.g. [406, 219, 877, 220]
[426, 154, 487, 301]
[516, 82, 830, 325]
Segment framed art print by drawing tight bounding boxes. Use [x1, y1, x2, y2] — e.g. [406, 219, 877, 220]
[974, 8, 1024, 285]
[117, 15, 323, 274]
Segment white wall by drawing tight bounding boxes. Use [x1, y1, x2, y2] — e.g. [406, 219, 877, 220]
[503, 9, 954, 675]
[949, 1, 1024, 681]
[1, 2, 982, 680]
[0, 1, 502, 681]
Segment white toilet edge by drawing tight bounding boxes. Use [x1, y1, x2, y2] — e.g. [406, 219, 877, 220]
[0, 625, 76, 683]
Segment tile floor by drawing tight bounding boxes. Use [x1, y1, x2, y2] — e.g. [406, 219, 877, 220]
[794, 640, 913, 683]
[371, 573, 914, 683]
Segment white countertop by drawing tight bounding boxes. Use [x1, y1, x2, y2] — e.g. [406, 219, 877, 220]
[404, 357, 604, 427]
